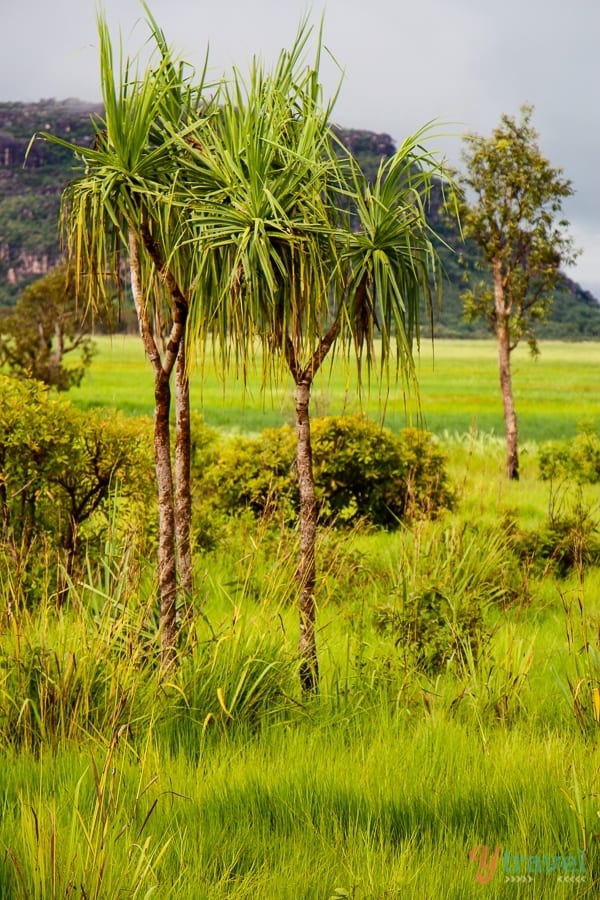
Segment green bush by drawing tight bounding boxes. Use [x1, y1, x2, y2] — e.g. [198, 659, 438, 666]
[0, 375, 154, 604]
[203, 415, 454, 528]
[312, 419, 454, 525]
[189, 413, 225, 551]
[373, 523, 524, 674]
[511, 502, 600, 577]
[539, 426, 600, 484]
[204, 425, 297, 522]
[375, 586, 486, 675]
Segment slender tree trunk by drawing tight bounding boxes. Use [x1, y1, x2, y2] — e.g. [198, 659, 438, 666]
[294, 378, 319, 694]
[494, 261, 519, 480]
[138, 219, 194, 630]
[154, 369, 178, 665]
[129, 231, 179, 668]
[175, 340, 193, 616]
[282, 322, 339, 695]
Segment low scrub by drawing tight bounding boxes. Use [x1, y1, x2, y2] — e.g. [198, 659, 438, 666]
[509, 501, 600, 577]
[0, 375, 155, 605]
[539, 426, 600, 484]
[204, 415, 454, 528]
[373, 523, 525, 674]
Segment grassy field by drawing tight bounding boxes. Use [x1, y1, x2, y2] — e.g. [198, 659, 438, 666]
[72, 335, 599, 441]
[1, 338, 600, 897]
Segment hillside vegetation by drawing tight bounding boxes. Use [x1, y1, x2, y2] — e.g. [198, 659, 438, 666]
[1, 99, 600, 337]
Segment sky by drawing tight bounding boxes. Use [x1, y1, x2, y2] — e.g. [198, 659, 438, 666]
[2, 0, 599, 298]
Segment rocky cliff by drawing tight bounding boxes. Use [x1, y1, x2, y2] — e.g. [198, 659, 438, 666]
[0, 99, 100, 303]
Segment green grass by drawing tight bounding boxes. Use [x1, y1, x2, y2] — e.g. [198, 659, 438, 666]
[1, 559, 599, 897]
[2, 338, 600, 896]
[73, 336, 600, 440]
[2, 489, 600, 896]
[1, 719, 597, 898]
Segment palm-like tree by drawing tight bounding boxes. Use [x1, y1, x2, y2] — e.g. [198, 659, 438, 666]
[44, 11, 208, 666]
[45, 10, 447, 689]
[177, 32, 447, 692]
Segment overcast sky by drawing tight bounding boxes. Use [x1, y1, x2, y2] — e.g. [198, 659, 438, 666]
[2, 0, 599, 297]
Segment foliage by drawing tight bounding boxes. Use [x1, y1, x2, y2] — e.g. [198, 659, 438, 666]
[0, 375, 154, 601]
[312, 418, 454, 525]
[204, 416, 454, 528]
[375, 585, 486, 675]
[453, 105, 578, 479]
[0, 264, 99, 389]
[3, 97, 600, 335]
[0, 431, 599, 894]
[373, 523, 523, 673]
[206, 425, 297, 522]
[189, 413, 235, 552]
[456, 104, 577, 352]
[539, 426, 600, 484]
[510, 497, 600, 577]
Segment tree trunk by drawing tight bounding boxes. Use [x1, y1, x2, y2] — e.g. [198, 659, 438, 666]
[128, 231, 179, 669]
[294, 378, 319, 693]
[494, 261, 519, 480]
[175, 340, 193, 617]
[154, 369, 178, 666]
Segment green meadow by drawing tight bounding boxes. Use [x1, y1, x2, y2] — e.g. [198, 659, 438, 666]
[72, 336, 599, 440]
[1, 337, 600, 898]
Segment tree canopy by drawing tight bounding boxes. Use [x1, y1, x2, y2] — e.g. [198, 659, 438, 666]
[458, 104, 577, 354]
[0, 264, 95, 390]
[456, 104, 577, 479]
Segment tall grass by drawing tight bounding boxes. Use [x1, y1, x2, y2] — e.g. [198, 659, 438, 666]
[2, 352, 600, 896]
[1, 715, 598, 897]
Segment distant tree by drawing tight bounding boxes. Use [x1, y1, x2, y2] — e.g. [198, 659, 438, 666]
[0, 264, 95, 390]
[457, 105, 577, 479]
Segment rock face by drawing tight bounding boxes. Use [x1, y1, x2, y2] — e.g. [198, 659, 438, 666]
[0, 99, 101, 305]
[1, 245, 52, 285]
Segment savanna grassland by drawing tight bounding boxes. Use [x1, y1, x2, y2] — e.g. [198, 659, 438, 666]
[1, 337, 600, 899]
[72, 336, 600, 441]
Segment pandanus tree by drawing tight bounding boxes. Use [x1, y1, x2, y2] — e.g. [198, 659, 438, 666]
[43, 11, 207, 666]
[176, 33, 447, 692]
[43, 9, 446, 688]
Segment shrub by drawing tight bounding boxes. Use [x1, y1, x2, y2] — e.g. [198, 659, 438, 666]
[375, 586, 486, 675]
[204, 425, 297, 522]
[0, 375, 154, 604]
[539, 426, 600, 484]
[373, 523, 524, 674]
[203, 415, 454, 528]
[311, 419, 454, 525]
[189, 413, 225, 551]
[511, 501, 600, 577]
